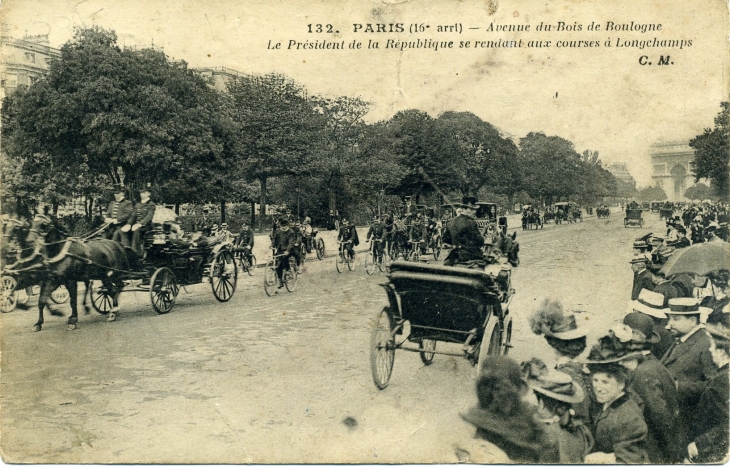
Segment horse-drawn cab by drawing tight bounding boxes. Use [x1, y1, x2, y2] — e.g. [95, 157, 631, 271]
[475, 202, 498, 233]
[650, 201, 662, 213]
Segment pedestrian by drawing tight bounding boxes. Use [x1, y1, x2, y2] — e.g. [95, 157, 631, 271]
[620, 314, 686, 463]
[627, 289, 673, 359]
[529, 299, 593, 423]
[660, 297, 716, 430]
[521, 358, 593, 463]
[584, 333, 650, 464]
[686, 326, 730, 463]
[459, 356, 559, 463]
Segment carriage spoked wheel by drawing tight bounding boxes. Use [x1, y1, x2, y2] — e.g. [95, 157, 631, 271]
[263, 261, 278, 297]
[316, 238, 325, 260]
[50, 285, 70, 304]
[150, 267, 178, 314]
[90, 279, 114, 314]
[1, 275, 18, 313]
[476, 308, 504, 378]
[210, 250, 237, 302]
[284, 257, 298, 292]
[419, 339, 437, 365]
[370, 307, 396, 389]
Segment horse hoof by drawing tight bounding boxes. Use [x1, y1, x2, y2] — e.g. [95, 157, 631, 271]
[107, 313, 116, 322]
[67, 324, 77, 331]
[32, 325, 42, 332]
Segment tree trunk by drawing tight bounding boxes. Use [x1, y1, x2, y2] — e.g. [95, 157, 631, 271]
[259, 176, 267, 232]
[174, 203, 180, 215]
[220, 200, 226, 224]
[250, 201, 256, 228]
[87, 197, 94, 220]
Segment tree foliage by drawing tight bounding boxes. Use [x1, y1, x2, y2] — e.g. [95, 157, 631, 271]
[690, 102, 729, 200]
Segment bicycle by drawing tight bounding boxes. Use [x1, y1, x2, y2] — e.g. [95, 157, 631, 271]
[263, 249, 298, 296]
[336, 241, 355, 273]
[364, 239, 385, 275]
[235, 247, 257, 276]
[408, 240, 424, 262]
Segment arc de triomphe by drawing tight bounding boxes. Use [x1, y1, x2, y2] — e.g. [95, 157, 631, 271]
[650, 141, 698, 202]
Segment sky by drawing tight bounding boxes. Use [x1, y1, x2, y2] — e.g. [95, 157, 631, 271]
[2, 0, 728, 187]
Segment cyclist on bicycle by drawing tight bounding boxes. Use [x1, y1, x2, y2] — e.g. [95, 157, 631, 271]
[366, 215, 386, 264]
[301, 217, 313, 252]
[272, 217, 297, 288]
[408, 213, 427, 256]
[235, 222, 255, 265]
[337, 217, 359, 260]
[291, 219, 304, 273]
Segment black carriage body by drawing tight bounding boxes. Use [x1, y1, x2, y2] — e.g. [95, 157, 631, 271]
[383, 261, 503, 344]
[143, 243, 214, 286]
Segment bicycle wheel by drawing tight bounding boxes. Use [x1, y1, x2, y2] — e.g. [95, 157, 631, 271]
[347, 250, 355, 271]
[263, 262, 278, 297]
[419, 339, 437, 365]
[336, 250, 345, 273]
[433, 241, 441, 260]
[210, 250, 237, 302]
[285, 257, 298, 292]
[370, 307, 395, 390]
[246, 254, 257, 276]
[364, 252, 375, 275]
[316, 238, 325, 260]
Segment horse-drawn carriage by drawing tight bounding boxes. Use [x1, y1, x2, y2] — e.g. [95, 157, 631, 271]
[369, 260, 514, 389]
[521, 205, 543, 230]
[624, 208, 644, 228]
[659, 202, 675, 220]
[555, 202, 581, 224]
[596, 206, 611, 218]
[650, 202, 662, 214]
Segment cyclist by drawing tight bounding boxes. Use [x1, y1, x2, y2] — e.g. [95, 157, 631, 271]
[337, 217, 359, 261]
[301, 217, 313, 252]
[235, 222, 255, 266]
[409, 213, 428, 256]
[291, 219, 304, 273]
[366, 215, 386, 264]
[271, 218, 297, 288]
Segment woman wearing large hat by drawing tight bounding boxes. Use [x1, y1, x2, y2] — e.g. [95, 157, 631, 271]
[529, 299, 593, 422]
[521, 358, 593, 463]
[583, 328, 650, 464]
[459, 356, 559, 463]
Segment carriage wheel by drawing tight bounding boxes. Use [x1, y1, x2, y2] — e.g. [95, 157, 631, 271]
[364, 252, 375, 275]
[476, 318, 503, 378]
[503, 317, 513, 356]
[50, 285, 70, 304]
[210, 250, 237, 302]
[263, 262, 278, 297]
[89, 280, 115, 314]
[316, 238, 325, 260]
[150, 267, 178, 314]
[285, 257, 298, 292]
[336, 249, 345, 273]
[419, 339, 437, 365]
[370, 308, 395, 389]
[1, 276, 18, 313]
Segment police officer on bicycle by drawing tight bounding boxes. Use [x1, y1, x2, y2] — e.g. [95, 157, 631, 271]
[337, 217, 359, 261]
[366, 215, 386, 264]
[272, 218, 297, 288]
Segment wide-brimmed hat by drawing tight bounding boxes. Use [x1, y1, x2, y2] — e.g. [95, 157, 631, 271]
[584, 325, 649, 363]
[665, 297, 701, 315]
[629, 289, 668, 319]
[521, 358, 585, 404]
[623, 312, 661, 344]
[529, 301, 587, 341]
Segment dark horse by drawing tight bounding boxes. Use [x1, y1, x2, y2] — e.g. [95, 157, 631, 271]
[25, 214, 129, 331]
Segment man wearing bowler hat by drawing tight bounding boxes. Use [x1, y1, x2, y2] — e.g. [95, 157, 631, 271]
[661, 297, 716, 429]
[442, 196, 485, 267]
[106, 185, 134, 248]
[131, 185, 156, 258]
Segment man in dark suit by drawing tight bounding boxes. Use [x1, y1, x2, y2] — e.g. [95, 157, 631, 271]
[131, 186, 156, 257]
[442, 196, 485, 267]
[630, 254, 656, 300]
[194, 208, 212, 235]
[105, 185, 134, 248]
[661, 298, 716, 430]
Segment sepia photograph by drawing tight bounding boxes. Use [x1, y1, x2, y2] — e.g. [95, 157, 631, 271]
[0, 0, 728, 463]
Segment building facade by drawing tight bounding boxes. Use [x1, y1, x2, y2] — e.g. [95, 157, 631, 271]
[0, 33, 61, 99]
[650, 141, 698, 202]
[606, 163, 636, 186]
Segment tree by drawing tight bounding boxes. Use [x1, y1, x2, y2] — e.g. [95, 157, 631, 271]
[690, 102, 729, 200]
[637, 185, 667, 202]
[519, 132, 583, 203]
[226, 73, 323, 228]
[683, 183, 714, 200]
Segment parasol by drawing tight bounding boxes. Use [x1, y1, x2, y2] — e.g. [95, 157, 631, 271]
[659, 242, 730, 277]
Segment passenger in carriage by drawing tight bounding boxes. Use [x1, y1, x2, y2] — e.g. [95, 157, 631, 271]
[442, 196, 485, 267]
[105, 185, 134, 248]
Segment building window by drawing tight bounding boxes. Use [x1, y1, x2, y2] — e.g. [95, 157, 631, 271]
[25, 52, 36, 63]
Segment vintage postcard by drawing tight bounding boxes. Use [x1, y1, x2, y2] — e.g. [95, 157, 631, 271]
[1, 0, 728, 464]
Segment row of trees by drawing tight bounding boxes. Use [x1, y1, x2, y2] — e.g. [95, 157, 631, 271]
[2, 27, 626, 228]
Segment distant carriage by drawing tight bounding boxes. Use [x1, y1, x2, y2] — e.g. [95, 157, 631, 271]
[624, 208, 644, 228]
[554, 202, 581, 224]
[596, 206, 611, 218]
[659, 202, 675, 220]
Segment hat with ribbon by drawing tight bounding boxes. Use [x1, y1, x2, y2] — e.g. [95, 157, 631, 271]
[629, 289, 668, 319]
[584, 325, 650, 364]
[529, 300, 587, 341]
[622, 312, 661, 344]
[665, 297, 701, 315]
[520, 358, 585, 404]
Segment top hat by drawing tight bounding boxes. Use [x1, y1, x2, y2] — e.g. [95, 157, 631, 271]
[629, 289, 668, 319]
[113, 185, 126, 194]
[584, 325, 650, 364]
[623, 312, 661, 344]
[666, 297, 701, 314]
[521, 358, 584, 404]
